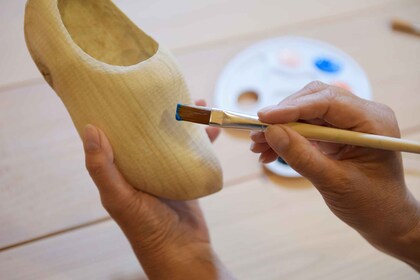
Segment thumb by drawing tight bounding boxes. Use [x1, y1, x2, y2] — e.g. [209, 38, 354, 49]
[83, 125, 138, 209]
[265, 125, 339, 184]
[83, 125, 177, 237]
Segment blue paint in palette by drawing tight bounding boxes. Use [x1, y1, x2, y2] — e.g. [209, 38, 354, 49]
[315, 58, 342, 74]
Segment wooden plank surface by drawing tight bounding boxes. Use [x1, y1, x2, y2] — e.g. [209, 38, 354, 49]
[1, 0, 420, 249]
[0, 83, 260, 249]
[0, 0, 405, 87]
[0, 84, 107, 249]
[177, 0, 420, 131]
[1, 0, 420, 278]
[1, 176, 419, 279]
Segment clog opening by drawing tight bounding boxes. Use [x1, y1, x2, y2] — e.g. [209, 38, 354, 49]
[58, 0, 158, 66]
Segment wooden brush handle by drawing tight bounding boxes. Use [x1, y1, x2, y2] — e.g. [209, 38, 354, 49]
[284, 122, 420, 154]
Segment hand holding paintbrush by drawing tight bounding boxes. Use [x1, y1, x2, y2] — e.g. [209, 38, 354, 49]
[177, 82, 420, 270]
[176, 101, 420, 155]
[177, 105, 420, 154]
[250, 83, 420, 271]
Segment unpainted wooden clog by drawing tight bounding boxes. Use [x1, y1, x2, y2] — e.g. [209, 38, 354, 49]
[24, 0, 223, 200]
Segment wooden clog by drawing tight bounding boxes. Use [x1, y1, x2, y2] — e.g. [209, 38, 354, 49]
[24, 0, 222, 200]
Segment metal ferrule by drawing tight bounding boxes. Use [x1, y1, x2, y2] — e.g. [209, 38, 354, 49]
[209, 109, 268, 131]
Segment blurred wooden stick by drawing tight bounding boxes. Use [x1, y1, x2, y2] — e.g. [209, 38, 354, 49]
[392, 18, 420, 37]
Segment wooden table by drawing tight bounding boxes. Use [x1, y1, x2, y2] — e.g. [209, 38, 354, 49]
[1, 0, 419, 279]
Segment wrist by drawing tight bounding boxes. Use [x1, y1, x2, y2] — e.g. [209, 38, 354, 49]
[363, 197, 420, 271]
[133, 243, 233, 280]
[393, 207, 420, 272]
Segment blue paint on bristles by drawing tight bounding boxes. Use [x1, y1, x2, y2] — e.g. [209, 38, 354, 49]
[175, 104, 183, 121]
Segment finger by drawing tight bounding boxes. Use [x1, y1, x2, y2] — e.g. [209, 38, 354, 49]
[281, 89, 366, 128]
[250, 142, 271, 153]
[316, 141, 348, 156]
[264, 124, 340, 183]
[281, 80, 329, 103]
[258, 105, 299, 124]
[304, 118, 329, 126]
[250, 131, 267, 143]
[83, 125, 137, 202]
[260, 81, 329, 113]
[206, 127, 221, 143]
[259, 88, 381, 133]
[259, 149, 279, 164]
[195, 99, 206, 107]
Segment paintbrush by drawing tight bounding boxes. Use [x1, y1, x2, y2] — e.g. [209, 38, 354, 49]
[175, 104, 420, 154]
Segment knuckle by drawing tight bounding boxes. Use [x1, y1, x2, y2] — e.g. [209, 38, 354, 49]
[323, 86, 353, 106]
[379, 103, 395, 115]
[378, 103, 400, 136]
[323, 86, 337, 100]
[361, 101, 400, 136]
[330, 84, 354, 97]
[306, 80, 327, 91]
[319, 87, 339, 106]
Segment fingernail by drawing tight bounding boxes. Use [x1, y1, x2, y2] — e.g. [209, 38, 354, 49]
[258, 105, 278, 114]
[84, 125, 101, 152]
[265, 125, 289, 153]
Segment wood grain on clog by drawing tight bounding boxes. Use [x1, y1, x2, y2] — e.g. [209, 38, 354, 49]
[24, 0, 223, 200]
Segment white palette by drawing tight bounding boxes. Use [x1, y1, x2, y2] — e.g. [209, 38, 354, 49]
[214, 37, 371, 177]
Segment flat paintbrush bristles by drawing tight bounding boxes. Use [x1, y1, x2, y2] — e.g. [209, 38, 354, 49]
[176, 104, 211, 125]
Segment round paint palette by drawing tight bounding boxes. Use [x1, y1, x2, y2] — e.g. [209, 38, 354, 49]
[214, 37, 372, 177]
